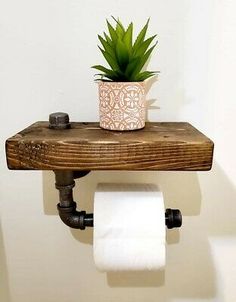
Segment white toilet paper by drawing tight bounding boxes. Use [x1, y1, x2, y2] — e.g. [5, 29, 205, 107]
[93, 183, 166, 272]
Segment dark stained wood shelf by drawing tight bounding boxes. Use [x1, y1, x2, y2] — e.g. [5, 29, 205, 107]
[5, 122, 214, 171]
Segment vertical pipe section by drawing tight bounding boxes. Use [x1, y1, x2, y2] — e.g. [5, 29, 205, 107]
[54, 171, 93, 229]
[55, 171, 75, 207]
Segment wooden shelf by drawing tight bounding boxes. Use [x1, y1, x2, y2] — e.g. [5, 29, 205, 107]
[5, 122, 214, 171]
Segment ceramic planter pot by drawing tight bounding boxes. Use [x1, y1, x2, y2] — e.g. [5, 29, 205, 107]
[98, 81, 146, 131]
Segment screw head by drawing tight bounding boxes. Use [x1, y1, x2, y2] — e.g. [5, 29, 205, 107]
[49, 112, 70, 129]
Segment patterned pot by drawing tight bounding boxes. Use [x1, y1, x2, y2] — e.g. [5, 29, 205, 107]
[98, 81, 146, 131]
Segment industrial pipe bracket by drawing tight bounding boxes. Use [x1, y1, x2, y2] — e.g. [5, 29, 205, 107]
[54, 170, 182, 230]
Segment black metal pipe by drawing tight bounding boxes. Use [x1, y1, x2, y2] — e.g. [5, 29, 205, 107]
[83, 213, 94, 227]
[55, 171, 93, 229]
[55, 171, 75, 207]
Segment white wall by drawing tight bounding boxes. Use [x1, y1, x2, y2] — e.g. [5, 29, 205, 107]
[1, 0, 236, 301]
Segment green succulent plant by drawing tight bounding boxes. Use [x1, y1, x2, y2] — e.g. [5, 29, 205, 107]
[92, 17, 158, 82]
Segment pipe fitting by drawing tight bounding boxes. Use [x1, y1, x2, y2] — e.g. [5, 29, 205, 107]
[57, 202, 91, 230]
[165, 208, 182, 229]
[54, 171, 93, 230]
[49, 112, 71, 130]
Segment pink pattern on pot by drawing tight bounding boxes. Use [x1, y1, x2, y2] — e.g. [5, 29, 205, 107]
[98, 82, 146, 131]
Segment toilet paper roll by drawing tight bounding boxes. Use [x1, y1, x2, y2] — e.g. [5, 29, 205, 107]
[93, 183, 166, 272]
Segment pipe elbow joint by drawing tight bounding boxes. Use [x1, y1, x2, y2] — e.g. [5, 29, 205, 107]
[57, 202, 93, 230]
[57, 202, 86, 230]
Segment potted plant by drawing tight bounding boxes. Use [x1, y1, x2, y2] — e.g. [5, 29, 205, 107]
[92, 17, 158, 131]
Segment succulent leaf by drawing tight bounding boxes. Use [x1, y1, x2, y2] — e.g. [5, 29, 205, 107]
[112, 16, 126, 38]
[91, 65, 117, 77]
[130, 42, 157, 80]
[93, 18, 158, 81]
[116, 39, 129, 71]
[98, 35, 116, 59]
[136, 71, 157, 81]
[106, 20, 118, 43]
[103, 32, 113, 46]
[98, 46, 120, 72]
[132, 18, 150, 53]
[134, 35, 157, 57]
[123, 23, 133, 54]
[125, 57, 140, 78]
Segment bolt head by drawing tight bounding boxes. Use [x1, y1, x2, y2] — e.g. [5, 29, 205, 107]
[49, 112, 70, 129]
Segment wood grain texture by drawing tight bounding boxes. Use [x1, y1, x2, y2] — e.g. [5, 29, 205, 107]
[5, 122, 214, 171]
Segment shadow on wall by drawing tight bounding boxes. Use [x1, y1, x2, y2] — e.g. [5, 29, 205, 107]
[145, 76, 160, 122]
[42, 161, 236, 299]
[0, 220, 11, 302]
